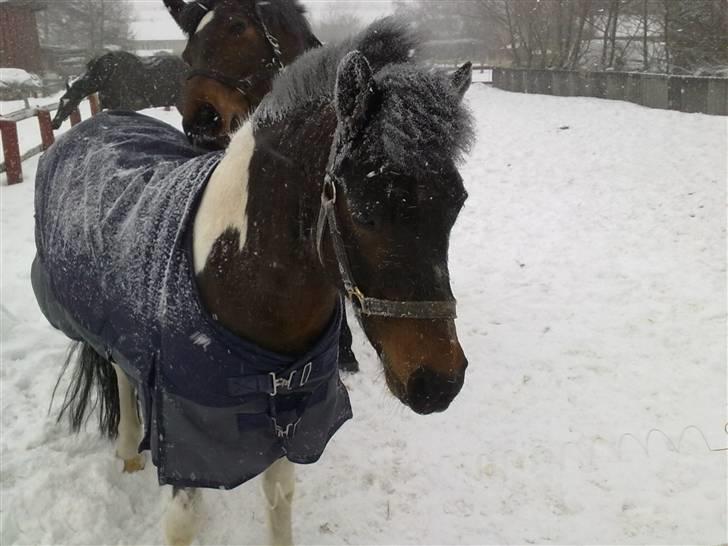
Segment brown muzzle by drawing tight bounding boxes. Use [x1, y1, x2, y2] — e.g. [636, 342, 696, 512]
[181, 76, 251, 149]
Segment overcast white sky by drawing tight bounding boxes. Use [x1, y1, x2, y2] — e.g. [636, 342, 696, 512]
[131, 1, 397, 41]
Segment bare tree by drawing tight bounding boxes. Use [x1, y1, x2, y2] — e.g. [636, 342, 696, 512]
[399, 0, 725, 74]
[311, 11, 363, 45]
[661, 0, 728, 74]
[475, 0, 597, 69]
[36, 0, 134, 56]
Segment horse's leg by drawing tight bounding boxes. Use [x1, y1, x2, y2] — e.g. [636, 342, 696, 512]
[112, 364, 145, 472]
[164, 487, 202, 546]
[262, 458, 295, 546]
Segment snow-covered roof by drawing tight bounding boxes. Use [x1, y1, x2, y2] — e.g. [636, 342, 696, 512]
[0, 68, 42, 88]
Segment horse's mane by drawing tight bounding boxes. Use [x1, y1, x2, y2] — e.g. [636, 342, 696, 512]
[254, 17, 418, 127]
[257, 0, 319, 47]
[253, 17, 474, 178]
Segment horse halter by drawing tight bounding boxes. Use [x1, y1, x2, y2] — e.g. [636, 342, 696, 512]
[186, 67, 278, 100]
[185, 0, 284, 99]
[316, 172, 458, 320]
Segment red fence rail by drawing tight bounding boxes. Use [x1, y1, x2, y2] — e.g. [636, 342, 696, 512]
[0, 94, 99, 185]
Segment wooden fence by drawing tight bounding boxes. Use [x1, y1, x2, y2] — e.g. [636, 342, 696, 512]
[0, 94, 100, 185]
[492, 68, 728, 116]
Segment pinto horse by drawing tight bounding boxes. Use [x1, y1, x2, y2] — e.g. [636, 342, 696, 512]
[51, 51, 186, 130]
[163, 0, 320, 148]
[165, 0, 373, 373]
[32, 19, 473, 546]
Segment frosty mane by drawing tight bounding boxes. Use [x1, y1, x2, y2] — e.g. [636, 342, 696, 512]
[254, 18, 418, 127]
[253, 17, 474, 178]
[357, 63, 475, 178]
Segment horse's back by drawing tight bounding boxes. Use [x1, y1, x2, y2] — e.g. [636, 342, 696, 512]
[33, 111, 220, 374]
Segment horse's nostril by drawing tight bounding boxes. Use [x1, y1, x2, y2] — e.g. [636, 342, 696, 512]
[406, 366, 465, 415]
[194, 104, 221, 130]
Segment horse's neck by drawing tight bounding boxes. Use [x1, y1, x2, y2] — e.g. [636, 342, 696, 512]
[192, 111, 339, 354]
[68, 72, 100, 104]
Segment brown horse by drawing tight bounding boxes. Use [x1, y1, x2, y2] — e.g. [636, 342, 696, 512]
[164, 0, 320, 148]
[36, 18, 473, 546]
[165, 0, 366, 373]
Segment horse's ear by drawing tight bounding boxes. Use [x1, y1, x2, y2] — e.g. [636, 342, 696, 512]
[334, 51, 377, 135]
[163, 0, 186, 30]
[450, 62, 472, 101]
[65, 79, 71, 92]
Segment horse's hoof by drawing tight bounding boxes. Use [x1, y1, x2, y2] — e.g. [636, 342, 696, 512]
[122, 454, 146, 473]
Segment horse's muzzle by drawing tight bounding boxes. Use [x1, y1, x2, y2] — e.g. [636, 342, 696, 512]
[184, 103, 226, 149]
[405, 363, 467, 414]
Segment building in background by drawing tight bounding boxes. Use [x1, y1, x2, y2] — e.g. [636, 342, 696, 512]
[129, 3, 185, 56]
[0, 0, 45, 73]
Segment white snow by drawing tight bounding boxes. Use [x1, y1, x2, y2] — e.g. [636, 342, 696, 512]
[1, 88, 726, 545]
[0, 68, 42, 89]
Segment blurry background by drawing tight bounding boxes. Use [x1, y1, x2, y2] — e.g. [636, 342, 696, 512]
[2, 0, 726, 89]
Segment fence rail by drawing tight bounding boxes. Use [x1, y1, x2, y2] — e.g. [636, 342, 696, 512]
[0, 94, 100, 184]
[492, 68, 728, 116]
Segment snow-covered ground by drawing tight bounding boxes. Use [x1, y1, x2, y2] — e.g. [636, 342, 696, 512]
[1, 87, 726, 545]
[0, 69, 43, 98]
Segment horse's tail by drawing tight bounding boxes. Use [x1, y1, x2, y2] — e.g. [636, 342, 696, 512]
[52, 342, 120, 439]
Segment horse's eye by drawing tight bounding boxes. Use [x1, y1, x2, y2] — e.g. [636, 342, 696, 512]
[351, 206, 381, 229]
[352, 214, 376, 228]
[229, 22, 246, 34]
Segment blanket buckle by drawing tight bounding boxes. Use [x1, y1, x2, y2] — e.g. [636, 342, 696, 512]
[272, 417, 301, 439]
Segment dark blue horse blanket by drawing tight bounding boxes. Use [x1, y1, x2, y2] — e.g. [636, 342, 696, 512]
[31, 112, 352, 489]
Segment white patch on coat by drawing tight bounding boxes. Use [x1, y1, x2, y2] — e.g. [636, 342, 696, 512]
[193, 122, 255, 274]
[195, 10, 215, 34]
[164, 488, 202, 546]
[262, 458, 295, 546]
[112, 364, 142, 462]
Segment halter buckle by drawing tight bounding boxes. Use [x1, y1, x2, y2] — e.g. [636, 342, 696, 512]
[348, 286, 366, 310]
[322, 174, 337, 204]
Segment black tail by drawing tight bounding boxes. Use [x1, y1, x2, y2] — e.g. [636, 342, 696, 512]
[51, 342, 120, 439]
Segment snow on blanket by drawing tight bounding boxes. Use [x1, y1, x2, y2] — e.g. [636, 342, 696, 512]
[1, 91, 726, 545]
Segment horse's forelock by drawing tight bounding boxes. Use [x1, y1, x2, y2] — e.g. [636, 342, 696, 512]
[180, 1, 218, 34]
[370, 65, 475, 179]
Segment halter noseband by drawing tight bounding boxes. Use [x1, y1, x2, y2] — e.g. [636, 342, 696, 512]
[316, 173, 458, 320]
[186, 67, 277, 99]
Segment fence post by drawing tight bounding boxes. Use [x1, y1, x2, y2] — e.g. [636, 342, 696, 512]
[37, 109, 55, 150]
[70, 108, 82, 126]
[88, 94, 101, 116]
[0, 118, 23, 185]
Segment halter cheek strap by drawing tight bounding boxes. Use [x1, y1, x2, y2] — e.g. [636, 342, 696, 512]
[253, 0, 284, 71]
[316, 173, 458, 321]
